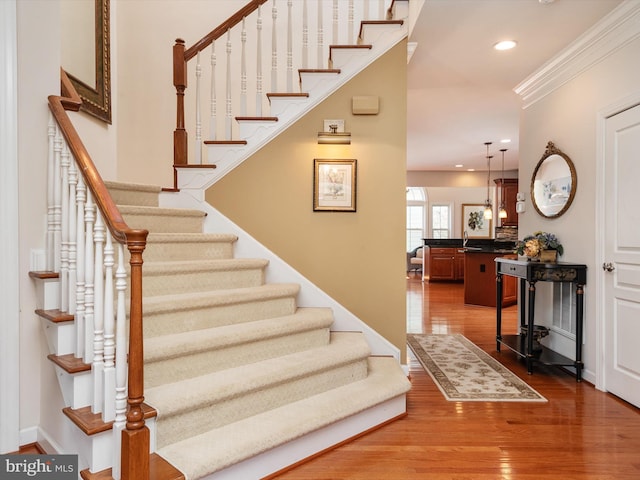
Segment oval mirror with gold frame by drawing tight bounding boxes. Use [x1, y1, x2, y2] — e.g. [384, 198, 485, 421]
[530, 141, 577, 218]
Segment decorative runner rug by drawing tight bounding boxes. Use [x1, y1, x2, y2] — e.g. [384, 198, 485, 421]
[407, 333, 547, 402]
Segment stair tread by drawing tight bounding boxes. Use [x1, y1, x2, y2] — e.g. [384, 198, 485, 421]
[144, 307, 334, 362]
[142, 257, 269, 273]
[146, 232, 238, 244]
[157, 357, 410, 480]
[145, 332, 370, 417]
[47, 353, 91, 373]
[142, 283, 300, 312]
[118, 205, 206, 217]
[63, 403, 157, 436]
[35, 308, 74, 323]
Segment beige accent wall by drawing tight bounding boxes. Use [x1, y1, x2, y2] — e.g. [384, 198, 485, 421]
[517, 35, 640, 380]
[206, 41, 408, 357]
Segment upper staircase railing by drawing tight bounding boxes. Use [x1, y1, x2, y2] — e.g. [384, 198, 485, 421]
[172, 0, 397, 173]
[47, 69, 149, 480]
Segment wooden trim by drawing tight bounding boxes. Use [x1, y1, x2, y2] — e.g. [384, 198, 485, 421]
[235, 116, 279, 122]
[29, 271, 59, 280]
[47, 354, 91, 374]
[183, 0, 268, 61]
[203, 140, 248, 145]
[63, 403, 156, 436]
[35, 309, 74, 323]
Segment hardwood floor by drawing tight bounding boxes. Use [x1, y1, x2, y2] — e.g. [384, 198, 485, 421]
[274, 278, 640, 479]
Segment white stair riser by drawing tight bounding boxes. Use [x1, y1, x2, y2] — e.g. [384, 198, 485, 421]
[41, 319, 75, 356]
[53, 366, 92, 409]
[155, 358, 369, 448]
[267, 96, 310, 121]
[201, 395, 407, 480]
[329, 48, 373, 69]
[144, 327, 330, 389]
[33, 278, 60, 310]
[360, 23, 404, 45]
[237, 119, 279, 140]
[299, 72, 341, 95]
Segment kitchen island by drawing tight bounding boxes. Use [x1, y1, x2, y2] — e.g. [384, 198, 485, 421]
[463, 249, 517, 307]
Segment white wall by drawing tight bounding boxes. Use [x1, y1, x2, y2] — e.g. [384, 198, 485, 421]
[517, 32, 640, 383]
[16, 0, 62, 445]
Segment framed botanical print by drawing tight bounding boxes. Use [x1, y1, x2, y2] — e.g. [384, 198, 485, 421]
[313, 159, 357, 212]
[461, 203, 492, 238]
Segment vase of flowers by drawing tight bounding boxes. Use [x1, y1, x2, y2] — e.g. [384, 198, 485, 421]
[515, 231, 563, 262]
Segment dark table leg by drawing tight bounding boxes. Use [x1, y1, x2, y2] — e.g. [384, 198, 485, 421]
[575, 283, 585, 382]
[526, 281, 536, 375]
[496, 273, 503, 351]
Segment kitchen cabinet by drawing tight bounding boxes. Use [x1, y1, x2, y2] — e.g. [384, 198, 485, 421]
[426, 247, 464, 282]
[494, 178, 518, 227]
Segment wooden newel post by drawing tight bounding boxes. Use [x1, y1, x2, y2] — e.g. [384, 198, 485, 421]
[173, 39, 188, 166]
[121, 230, 149, 480]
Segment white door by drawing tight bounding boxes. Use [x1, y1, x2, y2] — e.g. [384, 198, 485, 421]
[603, 103, 640, 408]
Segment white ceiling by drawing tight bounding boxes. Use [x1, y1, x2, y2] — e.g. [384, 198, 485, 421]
[406, 0, 623, 172]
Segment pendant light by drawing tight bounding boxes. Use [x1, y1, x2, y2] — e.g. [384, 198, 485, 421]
[498, 148, 508, 219]
[483, 142, 493, 220]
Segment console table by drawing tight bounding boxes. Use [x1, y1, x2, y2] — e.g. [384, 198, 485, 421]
[495, 258, 587, 381]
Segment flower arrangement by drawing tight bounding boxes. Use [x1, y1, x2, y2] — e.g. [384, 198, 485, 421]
[515, 231, 564, 258]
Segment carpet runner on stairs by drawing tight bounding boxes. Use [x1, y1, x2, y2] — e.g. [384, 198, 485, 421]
[107, 181, 410, 479]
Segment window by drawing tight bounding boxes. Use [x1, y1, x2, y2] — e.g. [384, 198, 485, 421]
[431, 204, 451, 239]
[407, 205, 425, 250]
[406, 187, 426, 251]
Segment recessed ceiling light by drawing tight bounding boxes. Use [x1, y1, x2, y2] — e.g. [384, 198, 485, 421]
[494, 40, 517, 51]
[539, 0, 555, 4]
[500, 139, 511, 143]
[467, 168, 475, 172]
[455, 164, 463, 168]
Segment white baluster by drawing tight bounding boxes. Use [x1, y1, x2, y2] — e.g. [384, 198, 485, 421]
[83, 195, 95, 365]
[241, 17, 247, 115]
[46, 114, 56, 271]
[92, 212, 105, 414]
[317, 0, 324, 68]
[210, 41, 217, 140]
[379, 0, 384, 20]
[194, 51, 202, 165]
[102, 234, 115, 421]
[225, 29, 233, 140]
[256, 6, 263, 116]
[67, 160, 77, 316]
[287, 0, 293, 92]
[348, 0, 354, 44]
[75, 176, 86, 359]
[364, 0, 370, 21]
[60, 143, 70, 312]
[112, 243, 127, 480]
[271, 0, 278, 91]
[332, 0, 338, 45]
[52, 128, 62, 273]
[302, 0, 308, 69]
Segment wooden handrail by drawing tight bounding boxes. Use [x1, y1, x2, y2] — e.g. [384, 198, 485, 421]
[49, 68, 150, 480]
[173, 0, 267, 170]
[184, 0, 268, 61]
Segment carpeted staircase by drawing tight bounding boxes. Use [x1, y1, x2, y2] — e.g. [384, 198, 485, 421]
[106, 181, 410, 479]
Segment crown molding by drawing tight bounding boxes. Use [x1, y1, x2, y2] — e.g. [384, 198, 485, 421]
[514, 1, 640, 109]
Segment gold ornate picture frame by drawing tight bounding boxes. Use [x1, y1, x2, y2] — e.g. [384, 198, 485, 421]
[313, 159, 357, 212]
